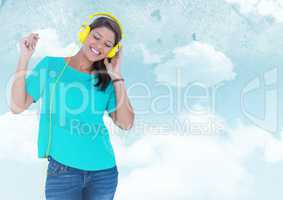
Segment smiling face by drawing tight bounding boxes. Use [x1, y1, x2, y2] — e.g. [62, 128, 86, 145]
[82, 26, 116, 62]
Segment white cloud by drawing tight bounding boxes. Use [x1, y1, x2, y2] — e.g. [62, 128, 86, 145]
[113, 115, 253, 199]
[225, 0, 283, 23]
[0, 111, 39, 161]
[154, 41, 236, 87]
[2, 111, 283, 199]
[225, 123, 283, 162]
[139, 43, 163, 64]
[18, 28, 80, 58]
[264, 137, 283, 162]
[0, 110, 47, 199]
[110, 113, 283, 200]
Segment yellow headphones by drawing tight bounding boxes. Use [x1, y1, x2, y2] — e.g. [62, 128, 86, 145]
[78, 12, 123, 58]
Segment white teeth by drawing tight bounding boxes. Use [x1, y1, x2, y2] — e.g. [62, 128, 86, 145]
[90, 47, 100, 55]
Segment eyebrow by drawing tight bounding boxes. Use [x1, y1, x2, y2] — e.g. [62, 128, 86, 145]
[94, 31, 114, 45]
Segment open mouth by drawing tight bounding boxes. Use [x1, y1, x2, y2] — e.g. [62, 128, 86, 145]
[90, 47, 101, 56]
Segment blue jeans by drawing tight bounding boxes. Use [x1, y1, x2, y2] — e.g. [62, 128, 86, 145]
[45, 156, 118, 200]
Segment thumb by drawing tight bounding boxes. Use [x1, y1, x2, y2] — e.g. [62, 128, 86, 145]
[104, 58, 112, 72]
[104, 58, 109, 66]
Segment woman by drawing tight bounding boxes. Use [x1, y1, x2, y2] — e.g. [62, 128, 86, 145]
[10, 14, 134, 200]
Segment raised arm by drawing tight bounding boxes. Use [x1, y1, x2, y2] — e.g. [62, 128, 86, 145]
[10, 33, 39, 114]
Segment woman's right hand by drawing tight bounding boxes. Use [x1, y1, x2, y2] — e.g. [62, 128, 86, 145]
[20, 33, 40, 61]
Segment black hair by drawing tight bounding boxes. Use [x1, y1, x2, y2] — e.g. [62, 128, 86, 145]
[89, 16, 122, 91]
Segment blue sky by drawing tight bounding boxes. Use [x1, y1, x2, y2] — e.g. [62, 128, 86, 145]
[1, 0, 283, 199]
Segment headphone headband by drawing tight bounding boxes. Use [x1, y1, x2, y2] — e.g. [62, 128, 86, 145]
[85, 12, 124, 38]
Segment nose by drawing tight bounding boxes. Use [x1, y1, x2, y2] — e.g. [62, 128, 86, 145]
[95, 44, 104, 53]
[96, 43, 103, 49]
[95, 40, 104, 49]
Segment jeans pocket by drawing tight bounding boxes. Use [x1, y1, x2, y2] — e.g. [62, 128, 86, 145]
[47, 158, 70, 176]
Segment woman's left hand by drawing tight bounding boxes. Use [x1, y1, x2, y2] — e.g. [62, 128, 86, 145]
[104, 45, 123, 79]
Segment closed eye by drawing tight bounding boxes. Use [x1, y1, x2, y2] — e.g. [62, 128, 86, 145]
[93, 35, 112, 48]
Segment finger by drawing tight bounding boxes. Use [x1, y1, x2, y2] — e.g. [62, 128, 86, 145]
[33, 34, 39, 40]
[28, 40, 34, 50]
[33, 40, 39, 49]
[26, 36, 33, 44]
[31, 37, 38, 49]
[29, 33, 34, 40]
[117, 46, 123, 56]
[33, 37, 39, 49]
[33, 38, 38, 48]
[24, 40, 30, 48]
[24, 37, 33, 50]
[31, 33, 39, 41]
[118, 44, 123, 52]
[104, 58, 109, 66]
[28, 34, 36, 45]
[30, 39, 34, 49]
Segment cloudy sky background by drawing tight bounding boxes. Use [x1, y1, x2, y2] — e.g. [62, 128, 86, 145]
[1, 0, 283, 199]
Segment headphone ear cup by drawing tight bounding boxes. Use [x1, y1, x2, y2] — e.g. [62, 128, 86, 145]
[106, 47, 116, 58]
[78, 25, 91, 44]
[107, 44, 120, 58]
